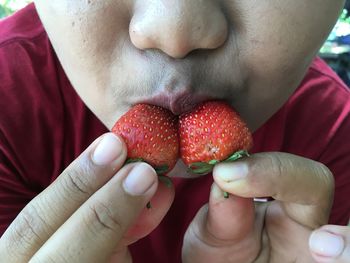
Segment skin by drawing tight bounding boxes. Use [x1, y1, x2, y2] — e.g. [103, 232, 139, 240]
[0, 0, 347, 262]
[33, 0, 342, 131]
[309, 225, 350, 263]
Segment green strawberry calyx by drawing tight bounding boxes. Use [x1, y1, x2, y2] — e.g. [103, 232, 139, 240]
[125, 158, 169, 175]
[188, 150, 250, 175]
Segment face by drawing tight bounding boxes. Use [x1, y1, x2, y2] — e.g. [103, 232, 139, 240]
[34, 0, 343, 132]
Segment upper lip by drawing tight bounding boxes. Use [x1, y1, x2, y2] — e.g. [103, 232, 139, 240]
[140, 90, 212, 115]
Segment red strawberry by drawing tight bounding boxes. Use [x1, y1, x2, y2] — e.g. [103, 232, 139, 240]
[179, 100, 253, 175]
[112, 104, 179, 175]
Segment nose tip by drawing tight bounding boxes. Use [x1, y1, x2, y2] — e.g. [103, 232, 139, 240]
[129, 1, 228, 58]
[130, 24, 196, 59]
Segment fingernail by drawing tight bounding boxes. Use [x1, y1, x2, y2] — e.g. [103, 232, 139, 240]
[309, 230, 345, 258]
[214, 162, 248, 182]
[123, 163, 157, 196]
[92, 133, 123, 166]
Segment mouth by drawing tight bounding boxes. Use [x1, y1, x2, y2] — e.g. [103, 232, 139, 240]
[138, 90, 213, 115]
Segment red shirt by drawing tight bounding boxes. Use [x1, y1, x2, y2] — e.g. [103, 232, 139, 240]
[1, 4, 349, 262]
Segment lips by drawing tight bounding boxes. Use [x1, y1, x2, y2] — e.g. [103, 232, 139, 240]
[140, 91, 212, 115]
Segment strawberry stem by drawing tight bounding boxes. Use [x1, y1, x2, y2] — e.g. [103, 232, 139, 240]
[225, 150, 250, 161]
[188, 162, 215, 175]
[188, 150, 250, 175]
[188, 150, 250, 198]
[125, 158, 145, 164]
[125, 158, 169, 175]
[158, 175, 172, 188]
[155, 165, 170, 175]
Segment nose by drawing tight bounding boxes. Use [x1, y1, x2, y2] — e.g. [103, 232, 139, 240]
[129, 0, 228, 58]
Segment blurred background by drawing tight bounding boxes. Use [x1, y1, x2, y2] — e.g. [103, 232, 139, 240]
[1, 0, 350, 87]
[0, 0, 31, 17]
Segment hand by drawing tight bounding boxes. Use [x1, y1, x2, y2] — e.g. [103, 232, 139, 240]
[309, 224, 350, 263]
[0, 133, 174, 263]
[182, 152, 334, 263]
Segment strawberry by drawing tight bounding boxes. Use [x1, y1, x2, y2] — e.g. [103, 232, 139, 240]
[179, 100, 253, 175]
[112, 104, 179, 175]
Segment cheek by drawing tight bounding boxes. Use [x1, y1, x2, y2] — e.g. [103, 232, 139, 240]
[241, 1, 341, 75]
[236, 26, 311, 121]
[35, 0, 133, 124]
[38, 2, 130, 72]
[242, 36, 312, 99]
[235, 0, 342, 108]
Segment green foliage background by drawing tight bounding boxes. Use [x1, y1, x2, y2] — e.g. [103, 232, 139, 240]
[0, 0, 13, 18]
[0, 0, 32, 19]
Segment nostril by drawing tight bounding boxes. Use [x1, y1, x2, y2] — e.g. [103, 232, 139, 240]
[159, 42, 194, 59]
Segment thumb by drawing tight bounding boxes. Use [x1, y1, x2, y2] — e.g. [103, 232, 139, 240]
[309, 225, 350, 263]
[182, 183, 260, 263]
[206, 184, 255, 242]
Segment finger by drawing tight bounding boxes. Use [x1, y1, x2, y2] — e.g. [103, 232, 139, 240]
[213, 152, 334, 228]
[109, 247, 132, 263]
[207, 184, 255, 242]
[309, 225, 350, 263]
[123, 176, 175, 244]
[110, 177, 175, 261]
[182, 183, 264, 263]
[30, 162, 158, 263]
[0, 132, 127, 262]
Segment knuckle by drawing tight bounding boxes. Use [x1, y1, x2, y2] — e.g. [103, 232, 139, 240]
[250, 153, 284, 179]
[316, 162, 334, 198]
[249, 154, 284, 194]
[62, 163, 94, 197]
[267, 154, 285, 179]
[16, 203, 48, 244]
[2, 203, 49, 259]
[85, 200, 123, 235]
[184, 221, 259, 263]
